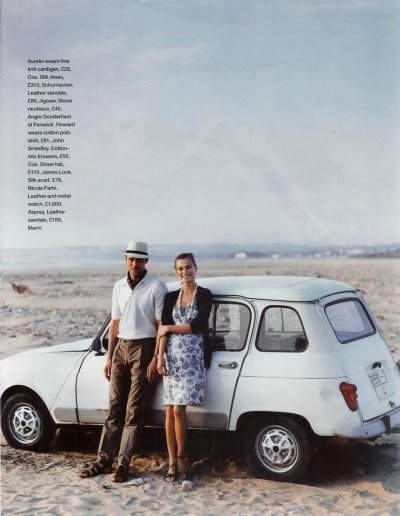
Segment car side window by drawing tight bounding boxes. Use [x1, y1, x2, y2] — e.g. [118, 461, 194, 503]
[257, 306, 308, 352]
[209, 302, 251, 352]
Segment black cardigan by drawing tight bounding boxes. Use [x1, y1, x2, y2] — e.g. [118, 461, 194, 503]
[161, 285, 213, 368]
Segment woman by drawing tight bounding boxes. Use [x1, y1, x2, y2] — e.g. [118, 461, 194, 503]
[156, 253, 212, 482]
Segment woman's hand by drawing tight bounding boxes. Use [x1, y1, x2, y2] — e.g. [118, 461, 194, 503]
[157, 356, 167, 376]
[158, 325, 170, 337]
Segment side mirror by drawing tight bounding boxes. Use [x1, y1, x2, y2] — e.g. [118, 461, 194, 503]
[92, 337, 105, 356]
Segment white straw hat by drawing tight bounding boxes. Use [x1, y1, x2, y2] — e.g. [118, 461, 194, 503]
[125, 241, 149, 259]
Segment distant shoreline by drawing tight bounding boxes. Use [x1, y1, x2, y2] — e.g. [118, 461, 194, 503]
[2, 243, 399, 270]
[2, 255, 399, 274]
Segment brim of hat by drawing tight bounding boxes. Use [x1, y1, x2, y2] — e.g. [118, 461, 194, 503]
[125, 252, 149, 259]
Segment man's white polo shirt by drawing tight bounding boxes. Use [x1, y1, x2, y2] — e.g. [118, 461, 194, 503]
[111, 272, 167, 340]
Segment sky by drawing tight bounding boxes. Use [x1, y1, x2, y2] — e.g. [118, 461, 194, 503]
[1, 0, 399, 250]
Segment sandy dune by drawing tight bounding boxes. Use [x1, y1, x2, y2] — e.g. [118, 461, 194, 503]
[1, 258, 400, 514]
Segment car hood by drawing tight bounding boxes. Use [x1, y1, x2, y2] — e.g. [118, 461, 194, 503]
[0, 338, 93, 406]
[9, 338, 93, 357]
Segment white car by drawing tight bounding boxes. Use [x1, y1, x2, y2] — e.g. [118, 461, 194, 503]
[1, 276, 400, 482]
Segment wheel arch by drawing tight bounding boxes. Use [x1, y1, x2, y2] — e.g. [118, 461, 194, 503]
[236, 411, 315, 436]
[1, 385, 48, 409]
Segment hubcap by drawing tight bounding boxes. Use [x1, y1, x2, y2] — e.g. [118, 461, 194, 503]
[256, 425, 298, 473]
[10, 404, 42, 444]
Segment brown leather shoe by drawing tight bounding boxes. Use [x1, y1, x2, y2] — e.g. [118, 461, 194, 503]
[111, 464, 129, 483]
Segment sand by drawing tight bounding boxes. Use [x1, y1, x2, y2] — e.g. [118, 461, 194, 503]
[1, 258, 400, 515]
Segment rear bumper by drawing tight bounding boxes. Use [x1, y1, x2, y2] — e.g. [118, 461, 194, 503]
[367, 406, 400, 435]
[335, 406, 400, 439]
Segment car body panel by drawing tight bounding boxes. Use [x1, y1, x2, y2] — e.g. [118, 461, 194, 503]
[317, 294, 400, 422]
[330, 333, 400, 421]
[0, 349, 86, 411]
[242, 301, 346, 379]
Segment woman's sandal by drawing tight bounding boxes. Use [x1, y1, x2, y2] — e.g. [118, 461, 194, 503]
[79, 461, 112, 478]
[164, 463, 177, 483]
[176, 456, 189, 481]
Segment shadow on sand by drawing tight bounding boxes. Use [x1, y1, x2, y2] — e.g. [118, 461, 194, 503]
[53, 426, 400, 487]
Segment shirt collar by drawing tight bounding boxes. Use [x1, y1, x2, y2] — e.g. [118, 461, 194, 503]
[127, 269, 148, 290]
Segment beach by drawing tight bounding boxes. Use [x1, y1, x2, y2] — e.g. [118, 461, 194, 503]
[1, 258, 400, 515]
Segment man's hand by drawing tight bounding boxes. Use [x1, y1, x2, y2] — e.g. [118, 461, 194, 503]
[104, 357, 112, 381]
[146, 358, 159, 384]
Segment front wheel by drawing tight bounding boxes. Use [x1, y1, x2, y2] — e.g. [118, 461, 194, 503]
[1, 393, 56, 451]
[244, 415, 312, 482]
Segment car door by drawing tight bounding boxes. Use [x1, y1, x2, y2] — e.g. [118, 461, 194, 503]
[183, 297, 254, 429]
[76, 348, 109, 424]
[76, 318, 165, 425]
[75, 318, 111, 424]
[76, 301, 254, 429]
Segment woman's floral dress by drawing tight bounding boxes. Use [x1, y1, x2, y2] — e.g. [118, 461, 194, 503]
[163, 305, 205, 405]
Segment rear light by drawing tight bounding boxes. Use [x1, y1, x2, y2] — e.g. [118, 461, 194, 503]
[340, 382, 358, 411]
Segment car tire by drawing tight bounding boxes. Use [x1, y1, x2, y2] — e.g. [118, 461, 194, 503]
[1, 393, 56, 451]
[244, 415, 312, 482]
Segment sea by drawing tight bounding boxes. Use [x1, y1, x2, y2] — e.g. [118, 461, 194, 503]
[1, 243, 399, 272]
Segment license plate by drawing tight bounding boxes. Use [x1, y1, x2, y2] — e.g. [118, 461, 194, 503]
[368, 367, 394, 400]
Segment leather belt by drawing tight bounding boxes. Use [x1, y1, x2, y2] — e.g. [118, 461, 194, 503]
[119, 338, 155, 343]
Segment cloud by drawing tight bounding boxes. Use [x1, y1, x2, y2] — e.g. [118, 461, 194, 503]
[69, 35, 129, 61]
[126, 43, 211, 73]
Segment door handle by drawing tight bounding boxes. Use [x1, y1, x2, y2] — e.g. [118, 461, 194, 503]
[218, 362, 238, 369]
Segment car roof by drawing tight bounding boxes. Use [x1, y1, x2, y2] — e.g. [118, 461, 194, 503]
[167, 276, 357, 302]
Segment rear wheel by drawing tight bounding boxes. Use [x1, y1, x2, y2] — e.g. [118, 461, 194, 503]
[1, 393, 56, 451]
[244, 415, 312, 482]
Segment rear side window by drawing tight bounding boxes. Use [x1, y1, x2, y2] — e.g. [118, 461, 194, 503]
[257, 306, 308, 352]
[325, 299, 376, 344]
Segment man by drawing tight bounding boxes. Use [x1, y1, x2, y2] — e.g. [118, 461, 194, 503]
[80, 241, 167, 482]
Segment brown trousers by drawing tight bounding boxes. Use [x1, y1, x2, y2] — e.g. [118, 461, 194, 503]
[98, 338, 155, 467]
